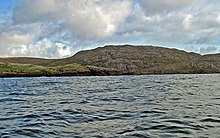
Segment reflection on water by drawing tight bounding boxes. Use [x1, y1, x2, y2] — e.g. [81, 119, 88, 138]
[0, 74, 220, 137]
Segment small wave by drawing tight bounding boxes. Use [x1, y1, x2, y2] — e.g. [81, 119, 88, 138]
[63, 109, 88, 115]
[0, 98, 27, 102]
[149, 124, 185, 130]
[141, 110, 166, 114]
[39, 81, 62, 85]
[13, 129, 45, 137]
[161, 119, 206, 130]
[22, 114, 41, 118]
[131, 133, 149, 138]
[0, 113, 42, 122]
[200, 118, 220, 123]
[212, 97, 220, 100]
[20, 122, 46, 128]
[169, 97, 182, 101]
[162, 119, 186, 124]
[1, 132, 10, 138]
[117, 129, 134, 134]
[8, 92, 34, 96]
[40, 113, 53, 117]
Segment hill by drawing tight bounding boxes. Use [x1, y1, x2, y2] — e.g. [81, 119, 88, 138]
[1, 45, 220, 75]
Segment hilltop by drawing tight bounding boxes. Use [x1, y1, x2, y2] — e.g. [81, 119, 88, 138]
[1, 45, 220, 76]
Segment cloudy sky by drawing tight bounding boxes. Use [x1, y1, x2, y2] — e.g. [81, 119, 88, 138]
[0, 0, 220, 58]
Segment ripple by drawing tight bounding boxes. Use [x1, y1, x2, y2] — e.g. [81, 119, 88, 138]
[200, 118, 220, 123]
[13, 128, 45, 137]
[1, 75, 220, 137]
[22, 114, 41, 118]
[130, 133, 150, 138]
[8, 92, 34, 96]
[212, 97, 220, 100]
[149, 124, 182, 130]
[21, 122, 47, 127]
[141, 110, 166, 114]
[0, 98, 27, 102]
[117, 129, 134, 134]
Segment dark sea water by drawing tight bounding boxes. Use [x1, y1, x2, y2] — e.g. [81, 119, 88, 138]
[0, 74, 220, 138]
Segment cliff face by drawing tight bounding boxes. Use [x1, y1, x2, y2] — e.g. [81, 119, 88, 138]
[1, 45, 220, 75]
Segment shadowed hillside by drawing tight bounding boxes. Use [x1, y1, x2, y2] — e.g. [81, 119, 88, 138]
[1, 45, 220, 75]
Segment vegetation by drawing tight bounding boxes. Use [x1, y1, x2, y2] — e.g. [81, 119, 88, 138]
[0, 62, 119, 77]
[0, 62, 87, 77]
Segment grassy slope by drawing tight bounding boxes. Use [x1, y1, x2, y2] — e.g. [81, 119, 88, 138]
[0, 62, 89, 77]
[0, 62, 87, 77]
[0, 62, 119, 77]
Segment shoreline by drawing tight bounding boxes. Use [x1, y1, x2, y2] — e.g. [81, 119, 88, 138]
[1, 72, 219, 78]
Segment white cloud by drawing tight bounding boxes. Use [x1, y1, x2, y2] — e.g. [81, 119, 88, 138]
[56, 43, 71, 58]
[0, 23, 40, 56]
[1, 38, 72, 59]
[13, 0, 132, 38]
[0, 23, 72, 58]
[183, 14, 193, 30]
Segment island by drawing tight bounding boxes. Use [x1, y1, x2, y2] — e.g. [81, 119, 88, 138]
[1, 45, 220, 77]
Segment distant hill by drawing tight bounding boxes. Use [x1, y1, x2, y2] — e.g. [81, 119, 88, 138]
[1, 45, 220, 75]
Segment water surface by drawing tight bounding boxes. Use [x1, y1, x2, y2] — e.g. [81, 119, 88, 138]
[0, 74, 220, 137]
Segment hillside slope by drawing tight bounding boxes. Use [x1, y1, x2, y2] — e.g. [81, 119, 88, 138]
[1, 45, 220, 74]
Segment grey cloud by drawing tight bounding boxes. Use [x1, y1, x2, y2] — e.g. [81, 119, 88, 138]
[117, 0, 220, 47]
[139, 0, 199, 15]
[199, 46, 218, 54]
[184, 44, 219, 54]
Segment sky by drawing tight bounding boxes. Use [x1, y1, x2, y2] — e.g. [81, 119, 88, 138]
[0, 0, 220, 58]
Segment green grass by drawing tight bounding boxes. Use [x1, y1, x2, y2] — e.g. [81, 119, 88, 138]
[0, 62, 89, 76]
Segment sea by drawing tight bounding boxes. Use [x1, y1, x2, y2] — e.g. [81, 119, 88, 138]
[0, 74, 220, 138]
